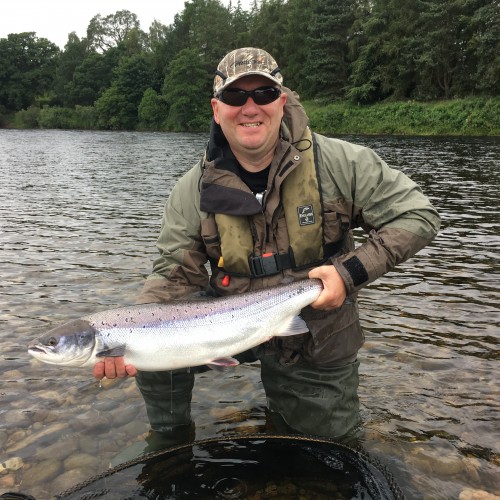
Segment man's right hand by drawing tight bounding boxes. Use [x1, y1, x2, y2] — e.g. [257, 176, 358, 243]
[93, 357, 137, 380]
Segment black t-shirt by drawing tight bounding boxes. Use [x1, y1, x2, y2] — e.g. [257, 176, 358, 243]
[238, 164, 270, 194]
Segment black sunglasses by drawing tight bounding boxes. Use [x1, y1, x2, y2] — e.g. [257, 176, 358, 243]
[217, 86, 282, 107]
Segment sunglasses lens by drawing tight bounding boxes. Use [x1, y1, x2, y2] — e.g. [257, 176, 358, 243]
[253, 87, 281, 105]
[219, 89, 248, 106]
[219, 87, 281, 106]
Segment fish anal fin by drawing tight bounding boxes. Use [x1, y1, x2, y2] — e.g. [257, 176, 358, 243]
[207, 357, 240, 371]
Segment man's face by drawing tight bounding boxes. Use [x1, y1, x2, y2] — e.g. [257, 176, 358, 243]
[211, 75, 287, 164]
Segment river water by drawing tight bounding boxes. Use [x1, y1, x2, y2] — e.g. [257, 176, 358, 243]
[0, 129, 498, 499]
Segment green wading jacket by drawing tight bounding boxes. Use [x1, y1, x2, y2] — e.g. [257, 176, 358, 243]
[137, 88, 441, 366]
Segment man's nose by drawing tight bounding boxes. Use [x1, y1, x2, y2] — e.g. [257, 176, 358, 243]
[241, 96, 259, 112]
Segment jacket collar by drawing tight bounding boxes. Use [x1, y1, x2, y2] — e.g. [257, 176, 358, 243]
[200, 87, 310, 216]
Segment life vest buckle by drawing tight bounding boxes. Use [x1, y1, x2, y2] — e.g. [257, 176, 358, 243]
[248, 252, 292, 277]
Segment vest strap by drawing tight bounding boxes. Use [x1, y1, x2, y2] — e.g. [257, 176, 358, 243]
[247, 239, 344, 278]
[248, 252, 292, 278]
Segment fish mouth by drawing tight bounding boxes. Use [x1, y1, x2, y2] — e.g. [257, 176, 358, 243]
[28, 346, 48, 354]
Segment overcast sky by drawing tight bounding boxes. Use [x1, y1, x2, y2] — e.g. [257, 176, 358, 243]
[1, 0, 254, 49]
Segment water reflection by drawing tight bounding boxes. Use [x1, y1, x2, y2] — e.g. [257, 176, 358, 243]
[55, 436, 404, 499]
[0, 130, 499, 499]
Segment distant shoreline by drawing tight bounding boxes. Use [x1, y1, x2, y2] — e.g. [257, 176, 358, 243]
[2, 97, 499, 137]
[303, 97, 500, 137]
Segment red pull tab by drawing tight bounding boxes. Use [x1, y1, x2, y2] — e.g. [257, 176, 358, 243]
[262, 252, 273, 257]
[221, 275, 230, 287]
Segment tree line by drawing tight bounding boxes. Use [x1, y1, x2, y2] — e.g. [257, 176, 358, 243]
[0, 0, 498, 131]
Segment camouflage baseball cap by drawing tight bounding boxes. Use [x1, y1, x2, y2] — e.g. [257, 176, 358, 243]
[214, 47, 283, 96]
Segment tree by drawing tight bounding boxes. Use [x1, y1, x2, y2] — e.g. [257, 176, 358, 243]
[95, 86, 131, 129]
[0, 33, 60, 111]
[471, 0, 500, 95]
[138, 88, 169, 130]
[168, 0, 236, 72]
[282, 0, 313, 95]
[95, 53, 154, 129]
[246, 0, 289, 66]
[52, 33, 89, 106]
[65, 52, 116, 106]
[146, 21, 178, 91]
[227, 0, 252, 47]
[162, 48, 212, 131]
[347, 0, 422, 103]
[303, 0, 359, 99]
[86, 10, 144, 52]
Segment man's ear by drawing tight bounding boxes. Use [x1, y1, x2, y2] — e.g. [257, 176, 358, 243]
[211, 98, 220, 124]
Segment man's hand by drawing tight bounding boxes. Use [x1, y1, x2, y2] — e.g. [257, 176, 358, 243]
[308, 265, 347, 310]
[93, 357, 137, 380]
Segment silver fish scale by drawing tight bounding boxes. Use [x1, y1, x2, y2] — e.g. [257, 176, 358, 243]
[31, 279, 323, 371]
[86, 279, 321, 330]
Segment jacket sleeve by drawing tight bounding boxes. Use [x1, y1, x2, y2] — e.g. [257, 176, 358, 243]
[317, 136, 441, 295]
[136, 164, 210, 304]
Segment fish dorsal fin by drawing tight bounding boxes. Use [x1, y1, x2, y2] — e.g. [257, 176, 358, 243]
[275, 315, 309, 336]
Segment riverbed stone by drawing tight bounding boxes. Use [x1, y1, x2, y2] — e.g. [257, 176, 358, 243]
[93, 398, 120, 411]
[22, 458, 61, 485]
[112, 404, 141, 426]
[51, 467, 95, 495]
[69, 412, 110, 432]
[459, 489, 500, 500]
[63, 452, 96, 470]
[0, 474, 16, 489]
[35, 440, 77, 461]
[0, 431, 7, 448]
[3, 411, 31, 427]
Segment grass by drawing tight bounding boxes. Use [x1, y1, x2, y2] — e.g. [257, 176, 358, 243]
[303, 97, 500, 136]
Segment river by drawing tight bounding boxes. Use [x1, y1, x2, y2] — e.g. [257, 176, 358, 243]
[0, 129, 498, 499]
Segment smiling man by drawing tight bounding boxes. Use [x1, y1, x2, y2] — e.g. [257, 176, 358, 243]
[94, 47, 440, 448]
[212, 75, 286, 170]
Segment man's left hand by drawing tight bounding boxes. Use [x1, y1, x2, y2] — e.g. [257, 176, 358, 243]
[308, 265, 347, 310]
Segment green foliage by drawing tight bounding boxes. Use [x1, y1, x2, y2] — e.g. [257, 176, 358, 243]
[12, 106, 41, 128]
[1, 0, 499, 132]
[282, 0, 313, 92]
[37, 105, 98, 129]
[303, 0, 358, 99]
[246, 0, 289, 63]
[138, 89, 169, 130]
[168, 0, 237, 73]
[305, 97, 500, 136]
[95, 86, 133, 130]
[86, 10, 144, 52]
[0, 33, 60, 111]
[95, 53, 154, 129]
[64, 52, 116, 106]
[162, 48, 212, 131]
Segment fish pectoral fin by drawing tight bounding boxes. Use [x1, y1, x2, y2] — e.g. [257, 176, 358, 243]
[207, 357, 240, 371]
[96, 345, 126, 358]
[276, 315, 309, 336]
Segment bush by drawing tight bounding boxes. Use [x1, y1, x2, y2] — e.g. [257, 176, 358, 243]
[12, 106, 41, 128]
[304, 97, 500, 136]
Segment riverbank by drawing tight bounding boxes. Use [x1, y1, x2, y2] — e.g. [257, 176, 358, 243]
[2, 97, 499, 136]
[303, 97, 500, 136]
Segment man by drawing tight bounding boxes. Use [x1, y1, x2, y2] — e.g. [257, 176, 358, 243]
[93, 48, 440, 442]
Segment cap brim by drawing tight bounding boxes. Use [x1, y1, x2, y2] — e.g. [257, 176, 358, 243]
[215, 72, 282, 95]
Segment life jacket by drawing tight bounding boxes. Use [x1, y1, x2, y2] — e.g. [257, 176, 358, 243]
[202, 128, 343, 278]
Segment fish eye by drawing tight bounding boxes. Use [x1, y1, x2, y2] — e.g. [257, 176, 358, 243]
[48, 337, 58, 347]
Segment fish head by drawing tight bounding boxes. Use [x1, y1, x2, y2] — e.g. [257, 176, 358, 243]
[28, 319, 97, 367]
